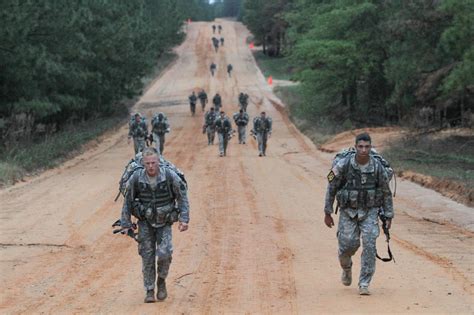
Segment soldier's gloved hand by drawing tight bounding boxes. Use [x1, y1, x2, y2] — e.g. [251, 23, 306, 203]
[178, 222, 188, 232]
[120, 227, 132, 235]
[324, 214, 335, 228]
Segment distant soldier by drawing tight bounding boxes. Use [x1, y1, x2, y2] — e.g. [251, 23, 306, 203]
[203, 107, 217, 145]
[238, 92, 249, 112]
[218, 25, 222, 34]
[215, 111, 233, 157]
[128, 113, 148, 154]
[198, 89, 208, 111]
[212, 93, 222, 113]
[212, 37, 219, 52]
[210, 62, 217, 76]
[188, 91, 197, 116]
[151, 112, 170, 155]
[323, 133, 394, 296]
[233, 109, 249, 144]
[212, 24, 216, 34]
[220, 37, 224, 46]
[252, 111, 272, 157]
[227, 64, 233, 77]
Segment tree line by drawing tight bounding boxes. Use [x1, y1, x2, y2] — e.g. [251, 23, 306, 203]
[0, 0, 215, 146]
[242, 0, 473, 128]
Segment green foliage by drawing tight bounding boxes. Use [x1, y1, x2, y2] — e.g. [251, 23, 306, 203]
[277, 0, 474, 127]
[0, 0, 214, 146]
[243, 0, 291, 56]
[253, 51, 293, 80]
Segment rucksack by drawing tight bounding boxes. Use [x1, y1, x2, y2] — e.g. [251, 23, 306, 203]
[115, 153, 187, 201]
[331, 147, 394, 183]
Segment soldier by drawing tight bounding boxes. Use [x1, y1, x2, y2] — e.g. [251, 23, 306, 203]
[233, 109, 249, 144]
[238, 92, 249, 112]
[151, 112, 170, 155]
[203, 107, 217, 145]
[120, 147, 190, 303]
[212, 37, 219, 52]
[212, 24, 216, 34]
[188, 91, 197, 116]
[252, 111, 272, 156]
[128, 113, 148, 154]
[212, 92, 222, 113]
[227, 64, 233, 77]
[198, 89, 208, 112]
[220, 37, 224, 46]
[215, 111, 232, 157]
[323, 133, 394, 296]
[218, 25, 222, 34]
[210, 62, 217, 77]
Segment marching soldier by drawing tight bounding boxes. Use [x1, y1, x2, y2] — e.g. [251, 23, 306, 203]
[252, 111, 272, 156]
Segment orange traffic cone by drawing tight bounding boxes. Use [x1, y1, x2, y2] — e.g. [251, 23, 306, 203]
[249, 42, 254, 49]
[187, 18, 191, 24]
[268, 75, 273, 85]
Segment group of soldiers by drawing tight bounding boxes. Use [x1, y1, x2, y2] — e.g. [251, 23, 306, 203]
[120, 21, 394, 305]
[202, 108, 272, 157]
[128, 112, 170, 155]
[209, 62, 233, 77]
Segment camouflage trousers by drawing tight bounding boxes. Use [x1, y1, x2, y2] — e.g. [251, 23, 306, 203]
[153, 132, 166, 155]
[237, 125, 246, 144]
[133, 137, 146, 154]
[206, 126, 215, 145]
[137, 220, 173, 291]
[256, 133, 268, 155]
[337, 208, 380, 288]
[218, 133, 228, 155]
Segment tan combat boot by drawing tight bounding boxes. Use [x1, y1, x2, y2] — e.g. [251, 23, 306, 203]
[144, 289, 155, 303]
[341, 268, 352, 286]
[157, 277, 167, 301]
[359, 286, 370, 295]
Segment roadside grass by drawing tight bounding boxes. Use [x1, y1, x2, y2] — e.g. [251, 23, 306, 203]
[0, 116, 126, 186]
[274, 85, 345, 145]
[0, 52, 178, 187]
[383, 133, 474, 189]
[253, 51, 294, 81]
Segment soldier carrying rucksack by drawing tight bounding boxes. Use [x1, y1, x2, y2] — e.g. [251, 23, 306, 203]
[203, 107, 217, 145]
[151, 112, 170, 155]
[128, 113, 148, 154]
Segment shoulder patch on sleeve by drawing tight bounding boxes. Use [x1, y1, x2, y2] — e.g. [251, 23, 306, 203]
[327, 170, 335, 182]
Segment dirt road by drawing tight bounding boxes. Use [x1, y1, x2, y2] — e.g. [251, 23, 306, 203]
[1, 20, 473, 314]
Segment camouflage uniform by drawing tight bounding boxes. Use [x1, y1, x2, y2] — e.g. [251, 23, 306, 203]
[204, 110, 217, 145]
[189, 93, 197, 115]
[121, 167, 189, 292]
[129, 117, 148, 154]
[198, 90, 208, 111]
[227, 64, 233, 77]
[215, 115, 232, 156]
[151, 114, 170, 155]
[210, 63, 217, 76]
[253, 116, 272, 156]
[233, 112, 249, 144]
[238, 93, 249, 112]
[213, 94, 222, 113]
[324, 155, 393, 289]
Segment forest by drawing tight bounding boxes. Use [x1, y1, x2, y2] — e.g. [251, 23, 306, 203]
[0, 0, 216, 146]
[242, 0, 473, 128]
